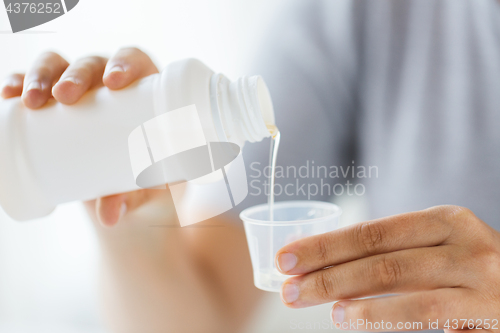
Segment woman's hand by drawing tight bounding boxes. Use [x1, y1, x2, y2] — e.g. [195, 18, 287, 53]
[1, 48, 261, 332]
[0, 48, 162, 227]
[276, 205, 500, 332]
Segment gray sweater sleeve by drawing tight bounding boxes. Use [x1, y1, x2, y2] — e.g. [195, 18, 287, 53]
[235, 0, 361, 212]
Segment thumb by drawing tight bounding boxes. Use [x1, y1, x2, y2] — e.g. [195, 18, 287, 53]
[96, 194, 127, 227]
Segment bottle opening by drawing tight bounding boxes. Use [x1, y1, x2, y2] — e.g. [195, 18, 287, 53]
[266, 124, 279, 138]
[211, 74, 276, 145]
[254, 77, 276, 134]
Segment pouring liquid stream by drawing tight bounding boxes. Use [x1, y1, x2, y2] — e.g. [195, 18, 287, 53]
[267, 124, 280, 221]
[267, 124, 280, 273]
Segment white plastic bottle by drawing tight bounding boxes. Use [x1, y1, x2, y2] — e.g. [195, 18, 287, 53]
[0, 58, 275, 221]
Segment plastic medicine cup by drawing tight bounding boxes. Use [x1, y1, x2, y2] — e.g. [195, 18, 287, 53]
[240, 200, 342, 292]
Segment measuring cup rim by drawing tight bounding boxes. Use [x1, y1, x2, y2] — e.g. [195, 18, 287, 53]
[239, 200, 342, 226]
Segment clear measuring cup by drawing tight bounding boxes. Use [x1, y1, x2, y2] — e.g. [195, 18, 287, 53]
[240, 200, 342, 292]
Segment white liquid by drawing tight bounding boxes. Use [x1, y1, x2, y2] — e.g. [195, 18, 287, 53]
[254, 267, 288, 292]
[267, 125, 280, 221]
[267, 126, 280, 270]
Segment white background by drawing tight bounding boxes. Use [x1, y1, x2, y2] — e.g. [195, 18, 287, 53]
[0, 0, 286, 81]
[0, 1, 366, 332]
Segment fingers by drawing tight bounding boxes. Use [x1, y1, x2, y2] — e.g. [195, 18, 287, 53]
[96, 189, 166, 227]
[5, 47, 157, 107]
[280, 245, 470, 307]
[330, 288, 481, 331]
[52, 56, 107, 104]
[1, 73, 25, 98]
[22, 52, 69, 109]
[276, 207, 456, 275]
[103, 47, 158, 90]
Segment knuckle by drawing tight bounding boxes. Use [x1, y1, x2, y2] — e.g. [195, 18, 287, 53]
[315, 236, 331, 264]
[352, 302, 372, 323]
[118, 46, 144, 56]
[78, 56, 106, 68]
[430, 205, 486, 240]
[477, 247, 500, 275]
[39, 51, 68, 67]
[67, 57, 107, 80]
[373, 256, 402, 289]
[32, 65, 51, 79]
[434, 205, 474, 223]
[6, 73, 23, 82]
[314, 272, 335, 300]
[357, 222, 386, 254]
[441, 248, 459, 268]
[70, 64, 92, 78]
[420, 294, 442, 320]
[39, 51, 60, 60]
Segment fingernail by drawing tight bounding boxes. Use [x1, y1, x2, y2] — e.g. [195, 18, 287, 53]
[105, 65, 125, 76]
[61, 77, 82, 86]
[276, 253, 297, 272]
[26, 81, 42, 92]
[281, 283, 299, 304]
[119, 202, 127, 219]
[331, 303, 345, 324]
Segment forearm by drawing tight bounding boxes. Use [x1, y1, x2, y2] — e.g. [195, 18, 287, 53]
[86, 193, 262, 333]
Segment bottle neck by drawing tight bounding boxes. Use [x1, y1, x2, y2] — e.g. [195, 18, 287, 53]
[210, 73, 275, 145]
